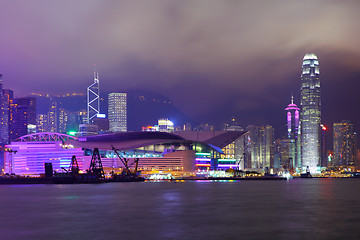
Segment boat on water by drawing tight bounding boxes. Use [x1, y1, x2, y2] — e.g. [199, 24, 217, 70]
[300, 172, 312, 178]
[110, 173, 145, 182]
[52, 172, 106, 184]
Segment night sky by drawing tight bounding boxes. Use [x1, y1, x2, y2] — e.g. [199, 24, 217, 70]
[1, 1, 360, 139]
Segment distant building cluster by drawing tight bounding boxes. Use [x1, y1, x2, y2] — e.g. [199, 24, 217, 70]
[0, 53, 359, 176]
[0, 74, 37, 145]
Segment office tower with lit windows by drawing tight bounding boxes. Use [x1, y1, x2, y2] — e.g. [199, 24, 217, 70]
[108, 93, 127, 132]
[47, 98, 58, 132]
[247, 125, 274, 169]
[333, 120, 357, 168]
[300, 53, 321, 173]
[10, 97, 37, 140]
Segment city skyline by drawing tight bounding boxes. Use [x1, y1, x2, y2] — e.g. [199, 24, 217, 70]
[0, 1, 359, 138]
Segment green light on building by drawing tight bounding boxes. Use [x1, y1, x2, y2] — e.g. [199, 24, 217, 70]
[68, 131, 77, 136]
[196, 153, 211, 156]
[218, 159, 236, 162]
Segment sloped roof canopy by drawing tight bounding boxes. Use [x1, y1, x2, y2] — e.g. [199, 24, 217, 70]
[173, 131, 246, 149]
[68, 131, 186, 151]
[67, 131, 245, 153]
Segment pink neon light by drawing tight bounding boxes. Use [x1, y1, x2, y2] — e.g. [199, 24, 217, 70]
[287, 112, 291, 130]
[195, 158, 211, 161]
[295, 110, 299, 128]
[217, 164, 238, 167]
[285, 105, 300, 111]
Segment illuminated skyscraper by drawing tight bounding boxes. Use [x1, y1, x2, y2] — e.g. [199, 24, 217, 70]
[247, 125, 274, 169]
[333, 120, 357, 167]
[11, 97, 37, 139]
[285, 95, 300, 139]
[108, 93, 127, 132]
[87, 71, 100, 124]
[0, 74, 9, 145]
[284, 95, 301, 169]
[48, 98, 58, 132]
[300, 53, 321, 173]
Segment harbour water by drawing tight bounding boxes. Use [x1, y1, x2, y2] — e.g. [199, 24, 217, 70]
[1, 179, 360, 240]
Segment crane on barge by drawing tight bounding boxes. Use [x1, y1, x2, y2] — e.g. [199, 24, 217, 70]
[111, 146, 144, 182]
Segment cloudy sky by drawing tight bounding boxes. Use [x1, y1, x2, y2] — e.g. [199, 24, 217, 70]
[1, 0, 360, 135]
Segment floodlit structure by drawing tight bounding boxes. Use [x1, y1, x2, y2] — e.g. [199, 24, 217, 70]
[285, 95, 301, 169]
[87, 71, 100, 124]
[4, 132, 85, 175]
[108, 93, 127, 132]
[333, 120, 357, 168]
[158, 118, 174, 132]
[4, 131, 245, 176]
[300, 53, 321, 173]
[0, 74, 9, 145]
[246, 125, 274, 169]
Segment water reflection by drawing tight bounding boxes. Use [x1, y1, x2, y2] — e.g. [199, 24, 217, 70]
[1, 180, 360, 239]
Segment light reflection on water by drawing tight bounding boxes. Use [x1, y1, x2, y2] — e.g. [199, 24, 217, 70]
[1, 179, 360, 240]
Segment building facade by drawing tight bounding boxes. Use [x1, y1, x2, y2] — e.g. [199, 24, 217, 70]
[158, 118, 174, 132]
[9, 97, 37, 141]
[0, 74, 9, 145]
[247, 125, 274, 169]
[108, 93, 127, 132]
[300, 53, 321, 173]
[333, 120, 357, 168]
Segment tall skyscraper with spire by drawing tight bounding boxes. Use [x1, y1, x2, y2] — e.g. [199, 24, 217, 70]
[285, 95, 300, 140]
[300, 53, 321, 173]
[284, 95, 301, 169]
[87, 70, 100, 124]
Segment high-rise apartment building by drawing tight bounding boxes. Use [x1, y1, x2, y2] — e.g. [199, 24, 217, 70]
[300, 53, 321, 173]
[0, 74, 9, 145]
[48, 98, 58, 132]
[108, 93, 127, 132]
[10, 97, 37, 140]
[333, 120, 357, 168]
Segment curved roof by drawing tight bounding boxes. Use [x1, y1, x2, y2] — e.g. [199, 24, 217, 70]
[67, 131, 187, 151]
[67, 131, 246, 153]
[285, 103, 299, 111]
[173, 131, 246, 149]
[14, 132, 78, 142]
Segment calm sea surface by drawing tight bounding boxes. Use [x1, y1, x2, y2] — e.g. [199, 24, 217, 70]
[1, 179, 360, 240]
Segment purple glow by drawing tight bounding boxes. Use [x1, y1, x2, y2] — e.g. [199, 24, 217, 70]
[287, 112, 291, 131]
[195, 158, 211, 161]
[295, 110, 299, 128]
[217, 164, 238, 167]
[285, 106, 300, 111]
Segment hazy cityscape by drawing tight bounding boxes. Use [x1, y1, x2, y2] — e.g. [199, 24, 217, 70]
[0, 53, 358, 177]
[1, 1, 360, 240]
